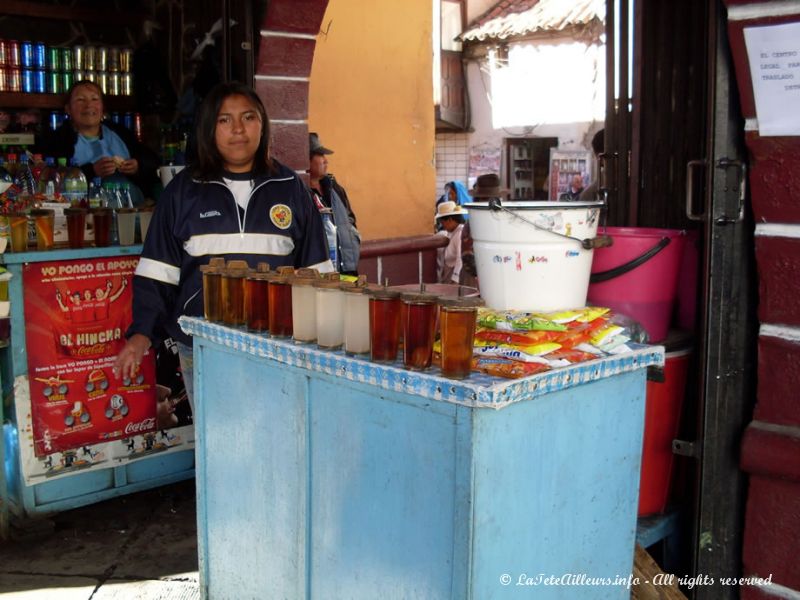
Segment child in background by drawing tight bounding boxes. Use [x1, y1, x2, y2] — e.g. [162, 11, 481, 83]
[435, 201, 468, 284]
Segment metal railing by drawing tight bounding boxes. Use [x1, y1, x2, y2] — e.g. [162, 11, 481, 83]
[359, 234, 449, 285]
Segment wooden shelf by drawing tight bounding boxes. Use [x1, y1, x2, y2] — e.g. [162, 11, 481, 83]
[0, 92, 135, 112]
[1, 1, 148, 26]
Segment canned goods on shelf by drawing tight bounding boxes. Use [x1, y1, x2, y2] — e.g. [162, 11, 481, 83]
[133, 113, 142, 141]
[61, 47, 73, 71]
[123, 112, 133, 130]
[34, 69, 46, 93]
[21, 41, 34, 68]
[62, 70, 73, 90]
[84, 46, 96, 71]
[110, 112, 121, 124]
[0, 67, 7, 92]
[108, 71, 120, 95]
[72, 45, 84, 72]
[96, 70, 108, 94]
[84, 70, 96, 83]
[34, 43, 46, 69]
[121, 72, 132, 95]
[47, 70, 61, 94]
[72, 69, 84, 83]
[47, 46, 61, 71]
[108, 47, 120, 72]
[0, 40, 7, 66]
[8, 67, 21, 91]
[21, 68, 34, 93]
[119, 48, 133, 72]
[49, 111, 60, 131]
[96, 47, 108, 72]
[8, 41, 20, 68]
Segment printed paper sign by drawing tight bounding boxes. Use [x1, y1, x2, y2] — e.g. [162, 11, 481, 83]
[744, 22, 800, 136]
[23, 256, 157, 455]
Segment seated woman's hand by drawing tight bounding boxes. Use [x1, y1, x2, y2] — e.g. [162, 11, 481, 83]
[118, 158, 139, 175]
[93, 156, 117, 178]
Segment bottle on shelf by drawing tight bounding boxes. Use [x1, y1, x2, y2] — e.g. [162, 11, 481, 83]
[0, 159, 13, 195]
[103, 181, 122, 244]
[12, 155, 36, 200]
[320, 208, 338, 270]
[62, 159, 88, 207]
[88, 177, 108, 209]
[4, 153, 19, 179]
[119, 182, 134, 208]
[37, 157, 61, 200]
[55, 157, 69, 191]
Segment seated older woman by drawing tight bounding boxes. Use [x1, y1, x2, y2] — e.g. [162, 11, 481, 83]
[39, 79, 158, 202]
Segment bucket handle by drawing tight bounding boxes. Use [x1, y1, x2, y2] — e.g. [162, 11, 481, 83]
[589, 236, 671, 283]
[487, 199, 612, 250]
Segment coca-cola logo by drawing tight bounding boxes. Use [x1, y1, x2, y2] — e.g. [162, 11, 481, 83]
[124, 417, 155, 435]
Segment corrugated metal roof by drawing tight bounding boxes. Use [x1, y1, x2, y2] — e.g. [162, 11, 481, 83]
[461, 0, 605, 42]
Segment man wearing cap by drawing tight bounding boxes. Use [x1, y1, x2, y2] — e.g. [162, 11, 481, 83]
[435, 201, 468, 284]
[459, 173, 508, 288]
[308, 132, 360, 275]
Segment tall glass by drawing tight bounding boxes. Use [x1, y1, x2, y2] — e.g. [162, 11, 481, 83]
[221, 262, 248, 327]
[439, 297, 484, 379]
[30, 209, 55, 250]
[343, 288, 370, 356]
[245, 275, 270, 332]
[368, 289, 401, 363]
[8, 213, 29, 252]
[290, 269, 320, 343]
[64, 207, 87, 249]
[91, 208, 112, 247]
[401, 293, 438, 371]
[268, 279, 293, 338]
[116, 207, 137, 246]
[201, 257, 225, 323]
[138, 208, 153, 242]
[315, 283, 345, 350]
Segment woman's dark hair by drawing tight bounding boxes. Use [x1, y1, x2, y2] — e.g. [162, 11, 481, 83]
[193, 81, 274, 180]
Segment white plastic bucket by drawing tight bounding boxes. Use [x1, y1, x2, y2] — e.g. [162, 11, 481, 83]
[465, 201, 604, 311]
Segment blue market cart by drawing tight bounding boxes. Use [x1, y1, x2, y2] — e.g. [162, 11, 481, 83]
[0, 246, 194, 539]
[182, 317, 663, 600]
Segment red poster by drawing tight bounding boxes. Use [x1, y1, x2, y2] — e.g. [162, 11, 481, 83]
[24, 256, 157, 456]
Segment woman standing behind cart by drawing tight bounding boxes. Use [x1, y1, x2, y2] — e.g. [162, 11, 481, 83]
[113, 82, 332, 402]
[39, 79, 158, 202]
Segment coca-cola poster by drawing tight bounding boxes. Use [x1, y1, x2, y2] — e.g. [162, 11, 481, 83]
[23, 256, 157, 456]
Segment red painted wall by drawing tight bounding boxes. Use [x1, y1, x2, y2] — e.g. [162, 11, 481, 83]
[724, 1, 800, 596]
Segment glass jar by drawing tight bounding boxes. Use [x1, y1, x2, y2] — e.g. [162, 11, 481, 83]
[314, 275, 347, 350]
[245, 262, 271, 332]
[221, 260, 249, 327]
[439, 297, 484, 379]
[401, 292, 439, 371]
[200, 257, 226, 323]
[290, 268, 321, 343]
[368, 287, 402, 363]
[343, 278, 371, 356]
[267, 266, 295, 338]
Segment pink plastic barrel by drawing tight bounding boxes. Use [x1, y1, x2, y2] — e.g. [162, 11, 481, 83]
[587, 227, 686, 342]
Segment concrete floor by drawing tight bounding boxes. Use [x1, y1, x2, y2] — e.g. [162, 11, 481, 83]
[0, 480, 199, 600]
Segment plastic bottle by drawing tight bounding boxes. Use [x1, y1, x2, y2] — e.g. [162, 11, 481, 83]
[320, 209, 338, 269]
[103, 182, 122, 244]
[5, 153, 19, 179]
[88, 177, 108, 209]
[12, 155, 36, 199]
[30, 153, 45, 182]
[55, 158, 69, 193]
[37, 157, 61, 199]
[119, 182, 134, 208]
[0, 159, 12, 195]
[62, 159, 88, 207]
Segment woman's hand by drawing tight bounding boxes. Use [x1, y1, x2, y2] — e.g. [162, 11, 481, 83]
[118, 158, 139, 175]
[93, 156, 117, 178]
[113, 334, 151, 382]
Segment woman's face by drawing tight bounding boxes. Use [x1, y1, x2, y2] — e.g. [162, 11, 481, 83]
[66, 84, 104, 133]
[214, 94, 263, 173]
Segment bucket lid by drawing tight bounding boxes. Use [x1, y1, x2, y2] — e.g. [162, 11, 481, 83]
[246, 262, 272, 281]
[464, 200, 604, 211]
[367, 286, 401, 300]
